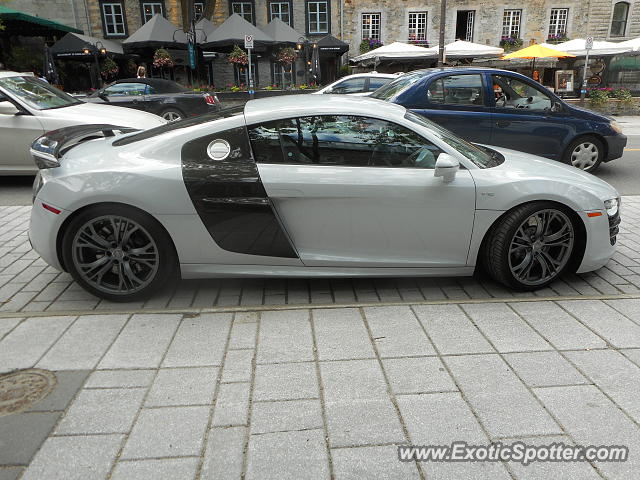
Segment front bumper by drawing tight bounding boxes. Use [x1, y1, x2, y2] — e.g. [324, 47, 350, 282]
[29, 199, 70, 272]
[576, 209, 618, 273]
[604, 133, 627, 162]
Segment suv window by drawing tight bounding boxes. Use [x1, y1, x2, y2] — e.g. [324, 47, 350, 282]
[492, 75, 552, 111]
[331, 78, 366, 94]
[428, 74, 484, 106]
[103, 83, 147, 96]
[248, 115, 443, 168]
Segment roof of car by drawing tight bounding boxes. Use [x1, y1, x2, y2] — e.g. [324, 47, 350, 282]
[112, 77, 186, 93]
[340, 72, 401, 79]
[0, 71, 35, 78]
[244, 94, 406, 123]
[405, 67, 519, 77]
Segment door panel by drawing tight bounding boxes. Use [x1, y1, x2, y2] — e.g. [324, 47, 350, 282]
[258, 164, 476, 267]
[0, 104, 44, 171]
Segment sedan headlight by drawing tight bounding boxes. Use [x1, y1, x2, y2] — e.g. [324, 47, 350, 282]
[604, 197, 620, 217]
[610, 121, 623, 134]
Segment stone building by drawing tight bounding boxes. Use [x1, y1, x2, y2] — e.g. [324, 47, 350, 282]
[3, 0, 91, 33]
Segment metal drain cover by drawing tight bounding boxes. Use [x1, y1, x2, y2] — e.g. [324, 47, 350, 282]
[0, 369, 57, 416]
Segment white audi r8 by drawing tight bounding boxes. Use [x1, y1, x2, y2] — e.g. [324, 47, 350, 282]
[29, 96, 620, 301]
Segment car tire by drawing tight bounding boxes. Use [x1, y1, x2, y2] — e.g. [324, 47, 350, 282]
[61, 204, 178, 302]
[563, 136, 604, 173]
[483, 202, 576, 291]
[161, 108, 184, 122]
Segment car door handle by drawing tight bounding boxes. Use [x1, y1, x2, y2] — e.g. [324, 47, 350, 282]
[496, 120, 510, 128]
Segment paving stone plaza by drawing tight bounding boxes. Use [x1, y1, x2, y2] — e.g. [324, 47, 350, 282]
[1, 198, 640, 479]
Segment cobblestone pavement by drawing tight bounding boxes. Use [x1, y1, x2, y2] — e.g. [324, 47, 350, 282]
[1, 199, 640, 479]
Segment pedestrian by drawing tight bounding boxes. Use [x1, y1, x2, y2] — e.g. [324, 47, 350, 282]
[136, 65, 147, 78]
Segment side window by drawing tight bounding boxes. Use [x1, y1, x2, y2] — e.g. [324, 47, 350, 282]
[492, 75, 552, 111]
[248, 116, 443, 169]
[427, 74, 484, 106]
[332, 78, 366, 94]
[144, 84, 156, 94]
[368, 77, 391, 91]
[103, 83, 146, 96]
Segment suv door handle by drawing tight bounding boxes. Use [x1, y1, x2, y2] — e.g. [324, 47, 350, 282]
[496, 120, 510, 128]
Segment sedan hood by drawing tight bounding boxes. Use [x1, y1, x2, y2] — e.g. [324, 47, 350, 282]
[37, 102, 166, 130]
[472, 145, 619, 211]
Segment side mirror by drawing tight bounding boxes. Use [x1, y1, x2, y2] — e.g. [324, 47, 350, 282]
[0, 94, 8, 103]
[434, 153, 460, 183]
[551, 102, 563, 113]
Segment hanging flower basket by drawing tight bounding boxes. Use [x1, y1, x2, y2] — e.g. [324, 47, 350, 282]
[153, 48, 174, 68]
[359, 38, 383, 54]
[100, 57, 119, 79]
[276, 47, 296, 65]
[547, 34, 570, 44]
[228, 45, 248, 65]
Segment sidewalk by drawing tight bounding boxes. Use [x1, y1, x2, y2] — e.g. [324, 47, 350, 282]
[1, 199, 640, 479]
[612, 116, 640, 136]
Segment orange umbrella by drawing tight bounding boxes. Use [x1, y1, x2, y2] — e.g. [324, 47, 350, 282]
[502, 44, 575, 74]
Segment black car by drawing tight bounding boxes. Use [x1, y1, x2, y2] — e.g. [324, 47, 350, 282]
[87, 78, 221, 122]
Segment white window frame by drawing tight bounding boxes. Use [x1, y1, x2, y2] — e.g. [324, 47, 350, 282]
[548, 8, 568, 37]
[465, 10, 475, 42]
[231, 1, 254, 24]
[408, 11, 427, 44]
[141, 2, 163, 23]
[502, 9, 522, 38]
[307, 1, 328, 34]
[361, 12, 381, 41]
[270, 1, 291, 25]
[102, 2, 126, 37]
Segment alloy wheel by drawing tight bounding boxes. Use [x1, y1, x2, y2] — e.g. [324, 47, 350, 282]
[508, 209, 574, 286]
[71, 215, 159, 296]
[570, 142, 599, 170]
[162, 111, 182, 122]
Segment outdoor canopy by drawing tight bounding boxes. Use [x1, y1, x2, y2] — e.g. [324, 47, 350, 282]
[316, 35, 349, 55]
[201, 14, 274, 50]
[50, 32, 124, 58]
[261, 17, 303, 45]
[0, 5, 82, 36]
[427, 40, 503, 58]
[195, 17, 216, 44]
[545, 38, 632, 56]
[351, 41, 435, 63]
[123, 14, 187, 51]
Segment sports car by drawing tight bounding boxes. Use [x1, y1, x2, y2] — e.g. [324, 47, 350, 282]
[29, 96, 621, 302]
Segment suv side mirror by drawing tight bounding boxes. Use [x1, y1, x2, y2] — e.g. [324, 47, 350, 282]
[434, 153, 460, 183]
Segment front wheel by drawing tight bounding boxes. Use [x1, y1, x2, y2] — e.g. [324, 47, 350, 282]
[563, 136, 604, 172]
[483, 203, 576, 290]
[161, 108, 184, 122]
[61, 205, 177, 302]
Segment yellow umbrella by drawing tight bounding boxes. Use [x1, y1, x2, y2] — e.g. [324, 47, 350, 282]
[502, 44, 575, 75]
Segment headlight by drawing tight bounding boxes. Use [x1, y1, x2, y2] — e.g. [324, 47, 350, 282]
[604, 197, 620, 217]
[610, 121, 623, 134]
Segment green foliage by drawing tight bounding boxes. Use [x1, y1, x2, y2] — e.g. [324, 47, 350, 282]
[339, 65, 350, 77]
[588, 88, 610, 107]
[7, 45, 43, 71]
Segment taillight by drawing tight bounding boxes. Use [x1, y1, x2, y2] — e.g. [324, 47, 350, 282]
[204, 93, 217, 105]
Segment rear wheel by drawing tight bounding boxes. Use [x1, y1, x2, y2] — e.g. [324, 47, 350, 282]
[61, 204, 177, 302]
[563, 136, 604, 172]
[483, 202, 576, 290]
[161, 108, 184, 122]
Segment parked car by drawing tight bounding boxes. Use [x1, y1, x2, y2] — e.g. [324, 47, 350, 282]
[30, 95, 620, 301]
[0, 71, 166, 175]
[86, 78, 221, 122]
[313, 73, 400, 96]
[371, 68, 627, 172]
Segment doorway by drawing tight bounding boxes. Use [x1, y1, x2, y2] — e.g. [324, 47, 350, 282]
[456, 11, 475, 41]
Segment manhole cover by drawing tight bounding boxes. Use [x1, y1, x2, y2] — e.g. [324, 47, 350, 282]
[0, 369, 57, 416]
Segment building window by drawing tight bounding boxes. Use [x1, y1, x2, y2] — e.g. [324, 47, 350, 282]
[548, 8, 568, 38]
[307, 1, 329, 34]
[502, 9, 521, 38]
[194, 2, 204, 19]
[141, 2, 163, 23]
[362, 13, 381, 41]
[408, 12, 427, 45]
[234, 61, 257, 86]
[272, 62, 294, 87]
[230, 1, 254, 24]
[101, 1, 127, 37]
[611, 1, 630, 37]
[270, 1, 292, 25]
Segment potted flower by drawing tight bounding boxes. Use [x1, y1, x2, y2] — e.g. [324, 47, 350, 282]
[547, 33, 570, 44]
[100, 57, 119, 79]
[153, 48, 174, 69]
[228, 45, 248, 65]
[276, 47, 296, 65]
[499, 36, 523, 52]
[359, 38, 383, 54]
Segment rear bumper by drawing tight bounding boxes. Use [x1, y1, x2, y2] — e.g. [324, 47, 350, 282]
[604, 133, 627, 162]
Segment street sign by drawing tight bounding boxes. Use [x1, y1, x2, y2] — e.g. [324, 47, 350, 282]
[188, 42, 196, 70]
[244, 35, 254, 49]
[585, 36, 594, 50]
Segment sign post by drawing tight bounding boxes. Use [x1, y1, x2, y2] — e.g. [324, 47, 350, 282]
[244, 34, 254, 99]
[580, 36, 593, 102]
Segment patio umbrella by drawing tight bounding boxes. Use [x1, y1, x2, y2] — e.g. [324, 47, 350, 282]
[43, 44, 59, 84]
[502, 43, 575, 73]
[545, 39, 631, 57]
[201, 14, 274, 51]
[123, 14, 187, 51]
[352, 41, 435, 63]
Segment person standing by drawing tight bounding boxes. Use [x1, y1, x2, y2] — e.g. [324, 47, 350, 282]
[136, 65, 147, 78]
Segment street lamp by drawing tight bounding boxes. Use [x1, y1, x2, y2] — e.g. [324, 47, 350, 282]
[83, 41, 107, 89]
[296, 37, 317, 85]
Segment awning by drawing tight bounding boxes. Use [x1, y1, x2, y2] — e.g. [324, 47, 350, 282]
[427, 40, 503, 58]
[261, 18, 302, 45]
[123, 14, 187, 50]
[352, 41, 434, 63]
[0, 5, 83, 36]
[50, 32, 124, 58]
[545, 39, 632, 56]
[201, 14, 274, 50]
[316, 35, 349, 55]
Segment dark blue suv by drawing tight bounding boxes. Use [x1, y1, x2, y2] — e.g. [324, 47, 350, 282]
[371, 68, 627, 173]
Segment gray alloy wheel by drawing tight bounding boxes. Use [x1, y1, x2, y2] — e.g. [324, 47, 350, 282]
[161, 109, 183, 122]
[70, 215, 160, 296]
[570, 141, 600, 171]
[507, 209, 575, 287]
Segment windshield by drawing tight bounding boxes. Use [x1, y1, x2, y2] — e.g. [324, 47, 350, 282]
[404, 111, 502, 168]
[0, 76, 82, 110]
[370, 72, 422, 101]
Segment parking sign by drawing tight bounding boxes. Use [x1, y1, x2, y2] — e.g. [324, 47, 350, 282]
[244, 35, 254, 49]
[585, 36, 594, 50]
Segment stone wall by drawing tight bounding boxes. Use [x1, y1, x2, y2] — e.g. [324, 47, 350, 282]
[5, 0, 91, 34]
